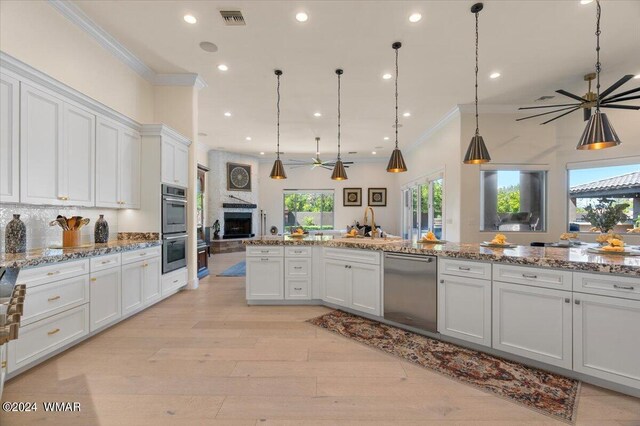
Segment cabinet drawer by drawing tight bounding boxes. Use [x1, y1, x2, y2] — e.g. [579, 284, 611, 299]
[285, 246, 312, 257]
[323, 248, 380, 265]
[246, 246, 284, 257]
[439, 258, 492, 280]
[285, 278, 310, 300]
[17, 260, 90, 288]
[121, 246, 161, 265]
[90, 253, 121, 272]
[493, 264, 572, 291]
[286, 258, 311, 277]
[573, 272, 640, 301]
[21, 275, 90, 326]
[7, 304, 89, 373]
[162, 268, 188, 296]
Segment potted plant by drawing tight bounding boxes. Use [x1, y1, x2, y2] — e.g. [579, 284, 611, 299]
[583, 198, 629, 234]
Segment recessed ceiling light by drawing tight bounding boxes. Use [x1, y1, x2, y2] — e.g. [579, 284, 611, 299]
[313, 112, 322, 117]
[409, 13, 422, 23]
[490, 72, 501, 79]
[260, 152, 265, 155]
[382, 73, 392, 80]
[245, 136, 252, 141]
[403, 112, 411, 117]
[224, 112, 231, 117]
[372, 151, 377, 155]
[383, 136, 389, 140]
[217, 64, 228, 71]
[580, 0, 593, 4]
[199, 42, 218, 53]
[184, 15, 197, 24]
[295, 12, 308, 22]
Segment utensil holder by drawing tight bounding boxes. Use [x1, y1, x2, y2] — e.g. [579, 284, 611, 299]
[63, 230, 81, 248]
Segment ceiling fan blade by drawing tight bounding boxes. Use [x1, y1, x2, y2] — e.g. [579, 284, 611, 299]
[516, 106, 578, 121]
[601, 86, 640, 102]
[601, 104, 640, 110]
[518, 103, 580, 110]
[321, 166, 333, 170]
[602, 95, 640, 104]
[556, 89, 587, 102]
[599, 75, 634, 99]
[288, 165, 307, 169]
[342, 162, 355, 165]
[583, 107, 592, 121]
[540, 107, 581, 125]
[287, 159, 308, 163]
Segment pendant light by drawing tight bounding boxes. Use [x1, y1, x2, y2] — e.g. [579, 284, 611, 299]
[331, 69, 348, 181]
[270, 69, 287, 179]
[386, 42, 407, 173]
[463, 3, 491, 165]
[577, 0, 621, 150]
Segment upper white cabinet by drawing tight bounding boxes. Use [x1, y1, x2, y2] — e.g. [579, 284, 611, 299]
[63, 104, 95, 206]
[119, 128, 141, 208]
[162, 135, 189, 188]
[0, 73, 20, 203]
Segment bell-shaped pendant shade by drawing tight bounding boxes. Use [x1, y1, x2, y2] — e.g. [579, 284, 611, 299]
[576, 111, 621, 150]
[386, 148, 407, 173]
[331, 160, 348, 181]
[270, 158, 287, 179]
[463, 134, 491, 164]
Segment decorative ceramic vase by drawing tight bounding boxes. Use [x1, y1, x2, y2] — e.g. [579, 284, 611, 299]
[5, 214, 26, 253]
[94, 215, 109, 243]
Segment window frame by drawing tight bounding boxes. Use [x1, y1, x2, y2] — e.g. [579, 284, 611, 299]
[282, 189, 335, 233]
[401, 173, 445, 241]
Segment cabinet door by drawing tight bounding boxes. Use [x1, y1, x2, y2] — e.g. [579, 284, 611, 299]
[493, 281, 572, 369]
[121, 261, 144, 315]
[350, 263, 381, 316]
[323, 259, 349, 307]
[161, 138, 176, 185]
[90, 268, 121, 332]
[0, 73, 20, 203]
[246, 256, 284, 300]
[174, 142, 189, 188]
[63, 104, 95, 206]
[574, 293, 640, 388]
[143, 257, 162, 306]
[95, 118, 120, 208]
[119, 128, 141, 208]
[438, 275, 491, 347]
[20, 83, 64, 205]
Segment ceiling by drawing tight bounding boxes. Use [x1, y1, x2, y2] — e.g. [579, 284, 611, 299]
[75, 0, 640, 159]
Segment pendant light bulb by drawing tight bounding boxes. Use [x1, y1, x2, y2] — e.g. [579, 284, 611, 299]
[270, 69, 287, 179]
[387, 42, 407, 173]
[463, 3, 491, 165]
[576, 0, 621, 150]
[332, 69, 348, 181]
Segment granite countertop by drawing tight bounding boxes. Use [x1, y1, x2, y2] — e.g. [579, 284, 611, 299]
[245, 236, 640, 277]
[0, 239, 162, 269]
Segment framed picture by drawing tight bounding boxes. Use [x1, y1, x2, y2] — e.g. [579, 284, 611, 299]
[343, 188, 362, 207]
[368, 188, 387, 207]
[227, 163, 252, 191]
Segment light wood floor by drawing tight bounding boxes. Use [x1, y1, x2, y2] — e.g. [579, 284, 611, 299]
[2, 252, 639, 425]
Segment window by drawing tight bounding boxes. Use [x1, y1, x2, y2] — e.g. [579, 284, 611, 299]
[480, 170, 547, 232]
[568, 164, 639, 233]
[283, 190, 334, 233]
[402, 177, 443, 240]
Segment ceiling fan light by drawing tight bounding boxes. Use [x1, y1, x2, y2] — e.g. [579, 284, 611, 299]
[576, 111, 621, 150]
[463, 135, 491, 164]
[331, 160, 348, 180]
[270, 158, 287, 179]
[386, 148, 407, 173]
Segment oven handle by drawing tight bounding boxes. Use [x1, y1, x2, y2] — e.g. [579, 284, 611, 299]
[163, 197, 187, 204]
[164, 234, 188, 241]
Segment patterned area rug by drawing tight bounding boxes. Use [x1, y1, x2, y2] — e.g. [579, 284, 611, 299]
[308, 310, 580, 424]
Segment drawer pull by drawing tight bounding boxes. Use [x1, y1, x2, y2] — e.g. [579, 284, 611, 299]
[458, 266, 471, 271]
[101, 260, 112, 264]
[522, 274, 538, 279]
[294, 287, 302, 291]
[261, 250, 269, 253]
[613, 284, 635, 291]
[48, 328, 60, 336]
[139, 252, 147, 256]
[173, 279, 179, 283]
[142, 263, 149, 267]
[48, 295, 61, 302]
[261, 258, 269, 261]
[294, 250, 303, 254]
[293, 266, 303, 270]
[90, 278, 97, 282]
[47, 271, 61, 276]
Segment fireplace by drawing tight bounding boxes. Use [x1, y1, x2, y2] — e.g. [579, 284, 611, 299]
[223, 212, 253, 239]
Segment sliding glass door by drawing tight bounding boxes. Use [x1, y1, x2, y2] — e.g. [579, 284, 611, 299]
[402, 177, 444, 241]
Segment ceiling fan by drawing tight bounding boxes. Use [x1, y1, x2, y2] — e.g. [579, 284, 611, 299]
[517, 73, 640, 124]
[284, 137, 354, 170]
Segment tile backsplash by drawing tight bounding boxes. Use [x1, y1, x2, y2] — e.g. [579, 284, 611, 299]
[0, 204, 119, 251]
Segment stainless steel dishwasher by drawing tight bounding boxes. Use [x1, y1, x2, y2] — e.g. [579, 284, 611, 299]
[384, 253, 437, 333]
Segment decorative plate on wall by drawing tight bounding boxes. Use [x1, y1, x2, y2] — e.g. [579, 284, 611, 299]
[227, 162, 252, 191]
[368, 188, 387, 207]
[343, 188, 362, 207]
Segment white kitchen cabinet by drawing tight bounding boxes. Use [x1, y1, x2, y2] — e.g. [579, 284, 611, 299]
[246, 256, 284, 300]
[322, 253, 381, 316]
[323, 259, 349, 307]
[438, 275, 492, 347]
[119, 127, 141, 208]
[493, 281, 572, 369]
[63, 103, 95, 206]
[0, 72, 20, 203]
[143, 256, 162, 305]
[162, 135, 189, 188]
[0, 342, 6, 399]
[161, 267, 188, 296]
[573, 293, 640, 388]
[90, 267, 122, 332]
[285, 257, 311, 300]
[121, 261, 144, 315]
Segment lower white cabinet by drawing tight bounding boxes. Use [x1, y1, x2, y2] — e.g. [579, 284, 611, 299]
[573, 292, 640, 388]
[122, 257, 162, 315]
[90, 267, 122, 332]
[322, 255, 381, 316]
[492, 281, 573, 369]
[21, 275, 89, 326]
[161, 267, 188, 296]
[143, 257, 162, 305]
[438, 275, 492, 347]
[246, 256, 284, 300]
[285, 257, 311, 300]
[323, 259, 349, 307]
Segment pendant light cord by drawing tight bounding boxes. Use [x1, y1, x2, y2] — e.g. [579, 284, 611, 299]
[474, 10, 480, 136]
[394, 46, 399, 149]
[337, 72, 342, 160]
[276, 72, 281, 159]
[595, 0, 601, 111]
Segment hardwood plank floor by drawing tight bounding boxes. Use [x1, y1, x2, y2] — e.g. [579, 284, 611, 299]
[2, 251, 639, 425]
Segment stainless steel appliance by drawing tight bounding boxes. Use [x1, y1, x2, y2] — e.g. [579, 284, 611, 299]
[162, 233, 187, 273]
[162, 184, 187, 235]
[384, 253, 437, 333]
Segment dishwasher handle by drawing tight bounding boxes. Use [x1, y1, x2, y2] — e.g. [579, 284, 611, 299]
[385, 253, 434, 262]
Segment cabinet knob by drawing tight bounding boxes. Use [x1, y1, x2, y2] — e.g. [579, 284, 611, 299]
[90, 277, 97, 282]
[564, 298, 570, 304]
[440, 279, 444, 284]
[575, 299, 581, 305]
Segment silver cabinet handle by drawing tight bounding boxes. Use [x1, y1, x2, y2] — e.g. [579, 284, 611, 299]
[458, 266, 471, 271]
[173, 279, 179, 284]
[139, 252, 147, 256]
[261, 258, 269, 261]
[293, 266, 302, 270]
[522, 274, 538, 279]
[294, 250, 303, 254]
[614, 284, 635, 290]
[101, 260, 112, 264]
[294, 287, 302, 291]
[575, 299, 581, 305]
[261, 250, 269, 253]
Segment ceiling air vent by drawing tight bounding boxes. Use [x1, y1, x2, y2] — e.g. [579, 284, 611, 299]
[220, 10, 246, 26]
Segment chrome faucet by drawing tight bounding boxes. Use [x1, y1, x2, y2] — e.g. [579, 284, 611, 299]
[363, 207, 378, 239]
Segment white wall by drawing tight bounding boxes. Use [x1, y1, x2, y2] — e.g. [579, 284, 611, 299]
[259, 161, 400, 235]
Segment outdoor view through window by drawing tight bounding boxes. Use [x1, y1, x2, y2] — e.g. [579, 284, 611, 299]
[283, 190, 335, 233]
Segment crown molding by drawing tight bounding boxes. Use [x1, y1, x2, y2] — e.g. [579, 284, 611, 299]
[48, 0, 207, 89]
[140, 124, 192, 146]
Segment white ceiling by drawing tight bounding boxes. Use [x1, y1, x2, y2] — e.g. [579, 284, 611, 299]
[75, 0, 640, 159]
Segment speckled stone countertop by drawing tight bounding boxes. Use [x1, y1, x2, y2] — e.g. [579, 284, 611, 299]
[245, 236, 640, 277]
[0, 240, 162, 269]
